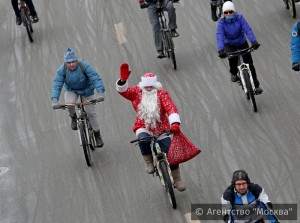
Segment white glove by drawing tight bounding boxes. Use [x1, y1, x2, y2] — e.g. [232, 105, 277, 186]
[52, 99, 61, 109]
[95, 93, 104, 102]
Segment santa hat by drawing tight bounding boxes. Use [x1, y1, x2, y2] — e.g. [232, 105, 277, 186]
[222, 1, 235, 13]
[140, 73, 158, 87]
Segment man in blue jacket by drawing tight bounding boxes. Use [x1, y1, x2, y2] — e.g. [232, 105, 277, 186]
[51, 48, 105, 148]
[221, 170, 275, 222]
[216, 1, 263, 94]
[291, 21, 300, 71]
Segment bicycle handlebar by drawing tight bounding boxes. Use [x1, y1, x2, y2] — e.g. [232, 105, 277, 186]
[226, 47, 255, 59]
[56, 99, 98, 110]
[130, 130, 173, 144]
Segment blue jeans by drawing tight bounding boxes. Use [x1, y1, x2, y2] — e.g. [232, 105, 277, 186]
[138, 132, 179, 170]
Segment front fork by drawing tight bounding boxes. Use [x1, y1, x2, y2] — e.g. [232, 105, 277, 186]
[238, 63, 255, 93]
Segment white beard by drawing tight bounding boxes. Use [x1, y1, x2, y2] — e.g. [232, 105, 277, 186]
[138, 88, 161, 129]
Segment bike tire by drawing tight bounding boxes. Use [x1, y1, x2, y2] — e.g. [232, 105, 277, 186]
[243, 70, 257, 112]
[217, 0, 224, 18]
[79, 123, 92, 166]
[159, 160, 177, 209]
[166, 32, 177, 70]
[288, 0, 297, 18]
[23, 9, 33, 42]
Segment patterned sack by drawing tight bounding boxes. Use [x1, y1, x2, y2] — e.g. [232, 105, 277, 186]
[167, 132, 201, 165]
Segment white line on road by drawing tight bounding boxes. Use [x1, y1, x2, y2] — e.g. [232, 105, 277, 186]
[185, 212, 201, 223]
[114, 23, 127, 44]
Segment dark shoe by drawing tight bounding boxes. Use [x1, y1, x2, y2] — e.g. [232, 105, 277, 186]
[70, 115, 77, 130]
[255, 87, 263, 95]
[16, 17, 22, 25]
[211, 3, 218, 22]
[157, 51, 166, 59]
[31, 15, 39, 23]
[231, 74, 239, 82]
[94, 131, 104, 148]
[171, 29, 179, 38]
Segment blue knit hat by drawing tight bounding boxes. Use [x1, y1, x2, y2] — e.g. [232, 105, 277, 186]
[64, 48, 78, 63]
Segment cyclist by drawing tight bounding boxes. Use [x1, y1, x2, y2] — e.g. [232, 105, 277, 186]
[116, 63, 186, 191]
[51, 48, 105, 148]
[221, 169, 275, 222]
[138, 0, 180, 59]
[216, 1, 263, 94]
[11, 0, 39, 25]
[210, 0, 232, 22]
[291, 21, 300, 71]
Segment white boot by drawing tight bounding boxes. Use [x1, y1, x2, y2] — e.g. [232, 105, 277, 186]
[142, 154, 155, 174]
[171, 168, 186, 191]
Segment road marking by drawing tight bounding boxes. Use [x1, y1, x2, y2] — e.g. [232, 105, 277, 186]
[185, 212, 201, 223]
[114, 23, 127, 44]
[0, 167, 9, 177]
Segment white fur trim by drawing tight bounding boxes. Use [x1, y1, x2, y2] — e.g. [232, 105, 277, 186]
[141, 76, 157, 87]
[135, 128, 153, 137]
[116, 79, 128, 92]
[168, 113, 181, 125]
[138, 81, 162, 89]
[223, 1, 235, 12]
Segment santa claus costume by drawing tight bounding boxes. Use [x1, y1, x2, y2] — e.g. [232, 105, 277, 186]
[116, 64, 186, 191]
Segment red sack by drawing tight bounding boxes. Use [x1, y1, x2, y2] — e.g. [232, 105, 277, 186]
[167, 132, 201, 165]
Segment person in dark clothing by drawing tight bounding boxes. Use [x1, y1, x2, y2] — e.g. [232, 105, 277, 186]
[210, 0, 232, 22]
[11, 0, 39, 25]
[216, 1, 263, 94]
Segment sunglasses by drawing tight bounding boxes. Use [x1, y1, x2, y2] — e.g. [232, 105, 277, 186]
[224, 10, 234, 15]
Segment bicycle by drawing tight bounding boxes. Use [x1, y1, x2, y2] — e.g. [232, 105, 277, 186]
[283, 0, 297, 18]
[19, 0, 34, 42]
[56, 98, 99, 167]
[225, 47, 258, 112]
[211, 0, 224, 19]
[157, 1, 177, 70]
[131, 130, 177, 209]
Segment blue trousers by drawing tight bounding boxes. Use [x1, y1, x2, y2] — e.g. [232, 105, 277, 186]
[138, 132, 179, 170]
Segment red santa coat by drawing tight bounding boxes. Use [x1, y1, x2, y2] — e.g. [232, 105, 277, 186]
[116, 81, 181, 135]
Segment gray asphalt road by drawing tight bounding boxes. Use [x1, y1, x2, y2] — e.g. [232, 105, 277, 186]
[0, 0, 300, 222]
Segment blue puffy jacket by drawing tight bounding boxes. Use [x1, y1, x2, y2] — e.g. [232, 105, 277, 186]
[51, 60, 105, 101]
[216, 13, 257, 51]
[290, 22, 300, 64]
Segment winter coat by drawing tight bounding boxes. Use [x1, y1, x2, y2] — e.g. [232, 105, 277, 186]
[116, 81, 181, 135]
[51, 61, 105, 101]
[216, 13, 257, 51]
[290, 22, 300, 64]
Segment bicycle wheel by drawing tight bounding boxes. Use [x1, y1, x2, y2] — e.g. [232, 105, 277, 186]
[20, 8, 33, 42]
[79, 123, 92, 166]
[288, 0, 297, 18]
[159, 160, 177, 209]
[243, 70, 257, 112]
[87, 121, 95, 151]
[217, 0, 224, 18]
[165, 32, 177, 70]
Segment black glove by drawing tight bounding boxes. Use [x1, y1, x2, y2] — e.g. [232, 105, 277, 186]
[223, 214, 229, 222]
[218, 50, 227, 59]
[266, 202, 273, 210]
[251, 41, 260, 50]
[292, 63, 300, 71]
[139, 0, 149, 9]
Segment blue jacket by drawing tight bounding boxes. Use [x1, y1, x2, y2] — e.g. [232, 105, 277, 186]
[51, 61, 105, 101]
[290, 22, 300, 64]
[216, 13, 257, 51]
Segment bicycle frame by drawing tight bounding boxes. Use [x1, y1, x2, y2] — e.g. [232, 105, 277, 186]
[19, 0, 30, 26]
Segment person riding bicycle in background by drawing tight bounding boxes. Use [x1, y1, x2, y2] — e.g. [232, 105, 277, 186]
[138, 0, 180, 59]
[11, 0, 39, 25]
[51, 48, 105, 148]
[210, 0, 232, 22]
[221, 169, 275, 222]
[216, 1, 263, 94]
[290, 21, 300, 71]
[116, 63, 186, 191]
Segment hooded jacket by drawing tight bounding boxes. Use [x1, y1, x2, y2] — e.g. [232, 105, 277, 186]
[216, 13, 257, 51]
[51, 60, 105, 101]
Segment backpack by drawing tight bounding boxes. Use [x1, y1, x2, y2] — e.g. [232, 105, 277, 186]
[63, 60, 88, 79]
